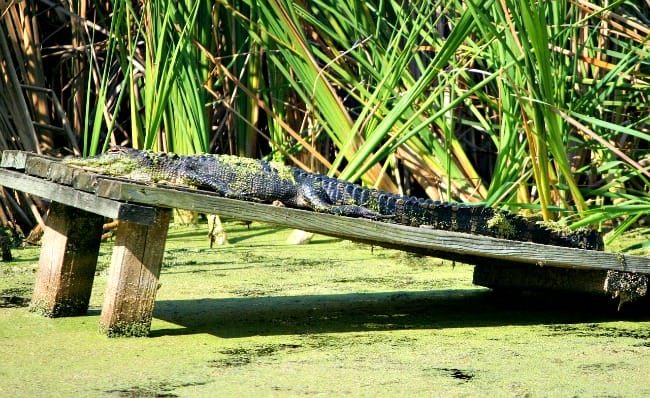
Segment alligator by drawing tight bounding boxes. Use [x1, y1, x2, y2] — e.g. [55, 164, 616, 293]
[64, 146, 603, 251]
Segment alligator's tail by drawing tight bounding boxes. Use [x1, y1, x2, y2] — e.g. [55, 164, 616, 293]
[307, 172, 603, 251]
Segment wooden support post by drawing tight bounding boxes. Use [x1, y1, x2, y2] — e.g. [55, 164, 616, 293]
[473, 262, 609, 295]
[99, 208, 171, 337]
[30, 202, 104, 317]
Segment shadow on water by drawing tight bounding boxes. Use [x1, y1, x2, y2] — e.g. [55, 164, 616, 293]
[151, 289, 650, 338]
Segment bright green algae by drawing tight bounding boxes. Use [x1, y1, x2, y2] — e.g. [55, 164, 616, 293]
[1, 223, 648, 397]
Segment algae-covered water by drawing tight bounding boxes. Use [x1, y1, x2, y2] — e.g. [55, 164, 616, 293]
[1, 222, 649, 397]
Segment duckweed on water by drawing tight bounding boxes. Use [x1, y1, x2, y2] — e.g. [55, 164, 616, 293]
[1, 222, 649, 397]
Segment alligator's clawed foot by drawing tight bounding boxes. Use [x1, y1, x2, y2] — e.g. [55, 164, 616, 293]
[326, 205, 393, 221]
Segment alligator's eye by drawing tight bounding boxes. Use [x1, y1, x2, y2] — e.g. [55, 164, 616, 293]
[107, 146, 124, 154]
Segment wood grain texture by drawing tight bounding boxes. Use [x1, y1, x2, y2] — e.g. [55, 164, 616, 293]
[30, 202, 104, 316]
[3, 152, 649, 275]
[91, 180, 650, 275]
[99, 208, 172, 336]
[473, 263, 609, 293]
[0, 150, 28, 168]
[0, 168, 156, 225]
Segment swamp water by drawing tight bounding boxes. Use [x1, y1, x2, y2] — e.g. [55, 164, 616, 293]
[1, 222, 649, 396]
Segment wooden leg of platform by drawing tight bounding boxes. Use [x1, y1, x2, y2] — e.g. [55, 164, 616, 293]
[31, 202, 104, 317]
[99, 208, 171, 337]
[473, 262, 609, 294]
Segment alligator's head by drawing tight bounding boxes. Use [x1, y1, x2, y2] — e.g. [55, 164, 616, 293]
[63, 146, 176, 182]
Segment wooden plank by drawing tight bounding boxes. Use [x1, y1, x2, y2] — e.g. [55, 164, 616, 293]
[473, 262, 609, 294]
[0, 150, 28, 169]
[3, 151, 648, 275]
[1, 150, 51, 169]
[30, 202, 104, 316]
[24, 155, 80, 186]
[23, 155, 57, 178]
[94, 180, 650, 275]
[473, 262, 648, 307]
[23, 156, 107, 192]
[99, 208, 172, 337]
[0, 168, 156, 225]
[3, 152, 106, 192]
[46, 160, 82, 186]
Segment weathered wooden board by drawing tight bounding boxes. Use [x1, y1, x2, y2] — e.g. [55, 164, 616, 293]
[3, 151, 649, 275]
[0, 168, 156, 225]
[100, 208, 172, 336]
[0, 150, 29, 169]
[6, 150, 646, 336]
[91, 179, 650, 275]
[22, 155, 104, 192]
[30, 202, 104, 316]
[2, 151, 110, 193]
[25, 155, 80, 186]
[473, 262, 609, 293]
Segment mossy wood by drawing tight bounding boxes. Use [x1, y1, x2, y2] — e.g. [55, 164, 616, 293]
[0, 150, 37, 168]
[1, 150, 649, 336]
[473, 263, 609, 292]
[1, 151, 649, 274]
[59, 147, 603, 250]
[0, 168, 156, 225]
[100, 208, 172, 337]
[88, 180, 648, 275]
[30, 202, 104, 317]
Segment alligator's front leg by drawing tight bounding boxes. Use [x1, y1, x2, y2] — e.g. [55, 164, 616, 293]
[297, 183, 390, 220]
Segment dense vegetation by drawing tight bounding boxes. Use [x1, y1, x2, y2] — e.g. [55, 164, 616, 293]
[0, 0, 648, 246]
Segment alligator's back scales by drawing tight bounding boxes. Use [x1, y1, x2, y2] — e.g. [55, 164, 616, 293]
[64, 146, 603, 251]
